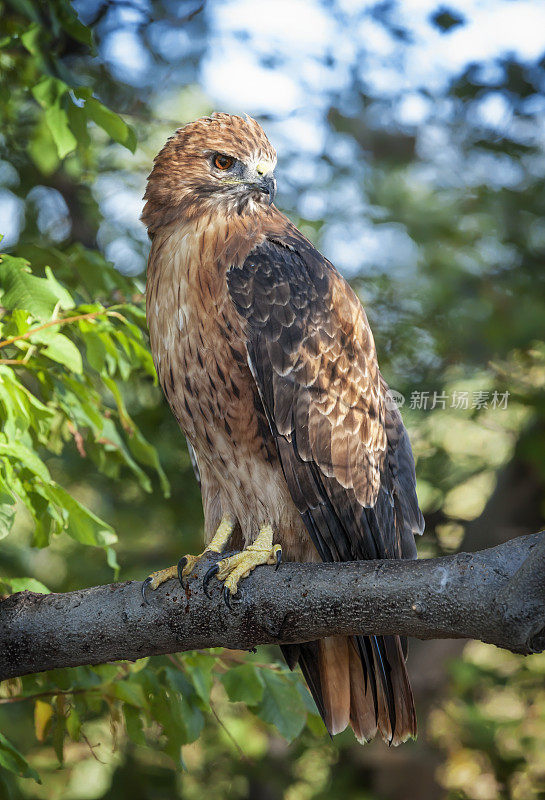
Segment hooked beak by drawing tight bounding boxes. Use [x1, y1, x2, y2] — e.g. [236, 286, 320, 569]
[258, 173, 277, 206]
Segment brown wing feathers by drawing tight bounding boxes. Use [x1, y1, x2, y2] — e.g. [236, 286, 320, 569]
[228, 229, 418, 744]
[227, 234, 399, 564]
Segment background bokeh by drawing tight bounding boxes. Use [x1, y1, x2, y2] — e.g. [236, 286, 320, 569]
[1, 0, 545, 797]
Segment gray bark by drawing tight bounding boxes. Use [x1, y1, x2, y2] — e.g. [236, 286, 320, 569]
[1, 531, 544, 681]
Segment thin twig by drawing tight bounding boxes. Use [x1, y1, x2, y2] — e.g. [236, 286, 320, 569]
[0, 688, 92, 705]
[0, 310, 127, 350]
[80, 730, 105, 764]
[209, 699, 253, 764]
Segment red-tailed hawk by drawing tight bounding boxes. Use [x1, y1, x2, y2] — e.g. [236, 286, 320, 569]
[141, 113, 424, 745]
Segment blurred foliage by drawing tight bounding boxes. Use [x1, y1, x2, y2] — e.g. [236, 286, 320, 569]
[0, 0, 544, 798]
[431, 641, 545, 800]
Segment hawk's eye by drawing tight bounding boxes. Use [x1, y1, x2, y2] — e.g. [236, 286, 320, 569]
[213, 153, 235, 170]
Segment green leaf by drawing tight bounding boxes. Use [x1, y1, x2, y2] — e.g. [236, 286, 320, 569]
[0, 255, 74, 320]
[57, 4, 94, 47]
[84, 98, 137, 153]
[123, 704, 145, 745]
[66, 706, 81, 742]
[0, 731, 41, 783]
[106, 546, 120, 578]
[256, 669, 307, 742]
[40, 483, 117, 548]
[31, 77, 77, 159]
[43, 266, 77, 309]
[0, 502, 15, 540]
[53, 705, 66, 765]
[0, 366, 51, 441]
[0, 577, 51, 594]
[0, 366, 54, 443]
[45, 104, 77, 158]
[84, 330, 107, 372]
[102, 375, 132, 429]
[27, 488, 64, 548]
[34, 699, 53, 742]
[112, 681, 148, 709]
[28, 117, 60, 174]
[164, 666, 193, 696]
[296, 679, 323, 715]
[28, 328, 83, 373]
[0, 477, 15, 540]
[178, 694, 204, 744]
[150, 691, 189, 765]
[7, 0, 41, 25]
[96, 418, 152, 493]
[20, 23, 41, 56]
[66, 103, 90, 149]
[183, 653, 215, 705]
[127, 427, 170, 497]
[54, 374, 103, 431]
[0, 440, 51, 482]
[221, 664, 264, 706]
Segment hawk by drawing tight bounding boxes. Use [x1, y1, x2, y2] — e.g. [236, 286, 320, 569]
[141, 113, 424, 745]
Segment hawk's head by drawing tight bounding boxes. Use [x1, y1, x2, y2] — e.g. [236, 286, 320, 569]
[142, 112, 277, 235]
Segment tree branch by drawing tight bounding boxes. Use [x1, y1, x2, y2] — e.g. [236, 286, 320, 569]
[1, 532, 544, 681]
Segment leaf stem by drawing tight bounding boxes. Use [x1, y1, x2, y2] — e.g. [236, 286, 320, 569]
[0, 688, 91, 705]
[0, 310, 127, 350]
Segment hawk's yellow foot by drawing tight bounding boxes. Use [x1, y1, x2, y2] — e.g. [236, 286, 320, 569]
[203, 524, 282, 609]
[178, 516, 235, 587]
[142, 516, 234, 603]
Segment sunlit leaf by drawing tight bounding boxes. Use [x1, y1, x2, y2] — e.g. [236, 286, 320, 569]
[34, 700, 53, 742]
[31, 77, 77, 159]
[20, 23, 41, 56]
[0, 577, 50, 594]
[84, 97, 137, 153]
[28, 328, 83, 373]
[0, 255, 74, 320]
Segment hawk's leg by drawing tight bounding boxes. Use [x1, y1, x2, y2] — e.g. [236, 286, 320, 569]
[178, 516, 235, 586]
[203, 523, 282, 608]
[142, 516, 234, 602]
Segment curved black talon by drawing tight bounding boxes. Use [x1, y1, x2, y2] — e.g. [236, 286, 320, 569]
[141, 576, 153, 605]
[275, 548, 282, 571]
[177, 556, 188, 588]
[203, 563, 219, 597]
[223, 585, 233, 609]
